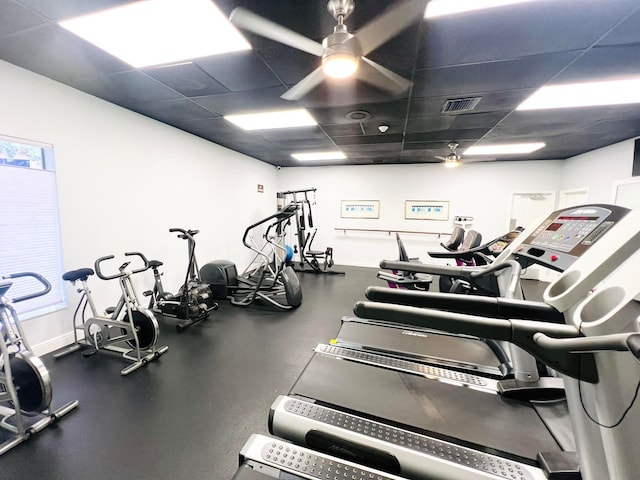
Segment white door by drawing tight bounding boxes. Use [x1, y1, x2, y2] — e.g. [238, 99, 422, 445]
[559, 188, 589, 209]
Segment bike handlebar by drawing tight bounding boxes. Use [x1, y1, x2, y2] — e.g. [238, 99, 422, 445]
[169, 228, 199, 241]
[95, 252, 150, 280]
[2, 272, 52, 303]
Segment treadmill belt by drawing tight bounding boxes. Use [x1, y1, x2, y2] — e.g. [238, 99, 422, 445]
[291, 353, 562, 464]
[336, 321, 505, 376]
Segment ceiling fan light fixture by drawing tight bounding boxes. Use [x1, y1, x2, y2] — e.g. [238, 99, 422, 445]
[322, 52, 359, 78]
[444, 158, 460, 168]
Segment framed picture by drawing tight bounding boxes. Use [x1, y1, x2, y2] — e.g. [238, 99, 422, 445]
[405, 200, 449, 221]
[341, 200, 380, 219]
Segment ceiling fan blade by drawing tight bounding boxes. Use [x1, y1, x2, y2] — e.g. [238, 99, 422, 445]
[434, 156, 447, 161]
[281, 66, 326, 101]
[358, 57, 412, 95]
[463, 157, 497, 163]
[230, 8, 325, 57]
[354, 0, 429, 56]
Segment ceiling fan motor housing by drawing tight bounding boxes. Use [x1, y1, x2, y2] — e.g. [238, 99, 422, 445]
[327, 0, 355, 21]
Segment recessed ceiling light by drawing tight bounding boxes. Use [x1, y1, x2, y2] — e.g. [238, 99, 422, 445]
[224, 109, 317, 130]
[292, 151, 347, 161]
[59, 0, 251, 68]
[425, 0, 535, 18]
[464, 143, 545, 155]
[517, 78, 640, 110]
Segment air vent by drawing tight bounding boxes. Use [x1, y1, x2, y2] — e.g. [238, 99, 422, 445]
[442, 97, 481, 113]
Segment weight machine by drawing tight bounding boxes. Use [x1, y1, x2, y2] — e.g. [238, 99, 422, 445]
[277, 188, 343, 275]
[0, 272, 78, 455]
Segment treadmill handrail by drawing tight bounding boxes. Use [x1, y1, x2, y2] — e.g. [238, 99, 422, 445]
[364, 286, 564, 323]
[534, 332, 640, 361]
[353, 300, 598, 382]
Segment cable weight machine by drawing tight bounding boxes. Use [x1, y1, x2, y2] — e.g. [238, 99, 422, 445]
[277, 188, 344, 275]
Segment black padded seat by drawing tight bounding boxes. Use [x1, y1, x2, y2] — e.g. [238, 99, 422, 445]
[148, 260, 163, 268]
[62, 268, 94, 282]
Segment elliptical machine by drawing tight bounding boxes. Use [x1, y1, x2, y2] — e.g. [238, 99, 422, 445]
[0, 272, 78, 455]
[145, 228, 218, 332]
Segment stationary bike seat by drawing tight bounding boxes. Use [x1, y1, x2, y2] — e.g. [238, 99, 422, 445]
[62, 268, 95, 282]
[148, 260, 164, 268]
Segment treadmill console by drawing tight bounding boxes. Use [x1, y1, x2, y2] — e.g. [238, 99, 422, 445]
[516, 205, 630, 272]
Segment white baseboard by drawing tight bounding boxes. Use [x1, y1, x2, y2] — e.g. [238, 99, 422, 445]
[33, 331, 76, 356]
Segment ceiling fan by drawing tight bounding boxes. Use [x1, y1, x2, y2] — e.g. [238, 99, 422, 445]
[435, 142, 496, 168]
[229, 0, 429, 101]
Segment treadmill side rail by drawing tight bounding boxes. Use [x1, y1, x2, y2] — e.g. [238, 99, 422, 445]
[269, 396, 548, 480]
[240, 433, 411, 480]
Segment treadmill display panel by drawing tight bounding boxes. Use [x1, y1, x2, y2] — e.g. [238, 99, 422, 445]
[518, 205, 629, 271]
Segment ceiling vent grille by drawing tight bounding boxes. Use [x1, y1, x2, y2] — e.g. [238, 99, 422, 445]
[442, 97, 481, 113]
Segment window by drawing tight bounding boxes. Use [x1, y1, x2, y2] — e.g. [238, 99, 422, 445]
[0, 135, 66, 319]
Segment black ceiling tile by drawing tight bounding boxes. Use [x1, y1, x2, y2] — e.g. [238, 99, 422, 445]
[192, 86, 291, 115]
[405, 116, 456, 134]
[195, 51, 282, 92]
[412, 52, 581, 98]
[418, 0, 639, 68]
[0, 0, 48, 38]
[597, 6, 640, 46]
[0, 23, 130, 83]
[174, 117, 238, 137]
[70, 70, 182, 105]
[333, 133, 404, 146]
[405, 128, 490, 143]
[310, 100, 408, 125]
[451, 111, 510, 130]
[258, 46, 319, 85]
[15, 0, 131, 20]
[554, 44, 640, 83]
[130, 98, 217, 125]
[143, 63, 229, 97]
[321, 123, 366, 136]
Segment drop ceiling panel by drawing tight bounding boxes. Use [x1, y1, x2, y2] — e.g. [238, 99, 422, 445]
[144, 63, 230, 97]
[195, 51, 282, 92]
[192, 86, 290, 115]
[70, 70, 183, 105]
[0, 0, 47, 37]
[132, 98, 218, 125]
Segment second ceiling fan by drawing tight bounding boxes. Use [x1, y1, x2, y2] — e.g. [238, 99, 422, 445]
[229, 0, 428, 101]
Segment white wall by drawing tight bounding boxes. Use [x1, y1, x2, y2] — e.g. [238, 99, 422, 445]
[0, 59, 277, 353]
[560, 139, 635, 203]
[277, 160, 563, 268]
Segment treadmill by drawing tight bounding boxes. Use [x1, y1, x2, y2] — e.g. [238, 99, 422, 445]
[331, 229, 565, 389]
[267, 204, 640, 480]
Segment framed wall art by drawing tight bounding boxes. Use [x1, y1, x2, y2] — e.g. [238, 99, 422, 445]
[341, 200, 380, 219]
[405, 200, 449, 221]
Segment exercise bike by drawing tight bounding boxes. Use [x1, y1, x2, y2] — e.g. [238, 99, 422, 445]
[0, 272, 78, 455]
[145, 228, 218, 332]
[55, 252, 168, 375]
